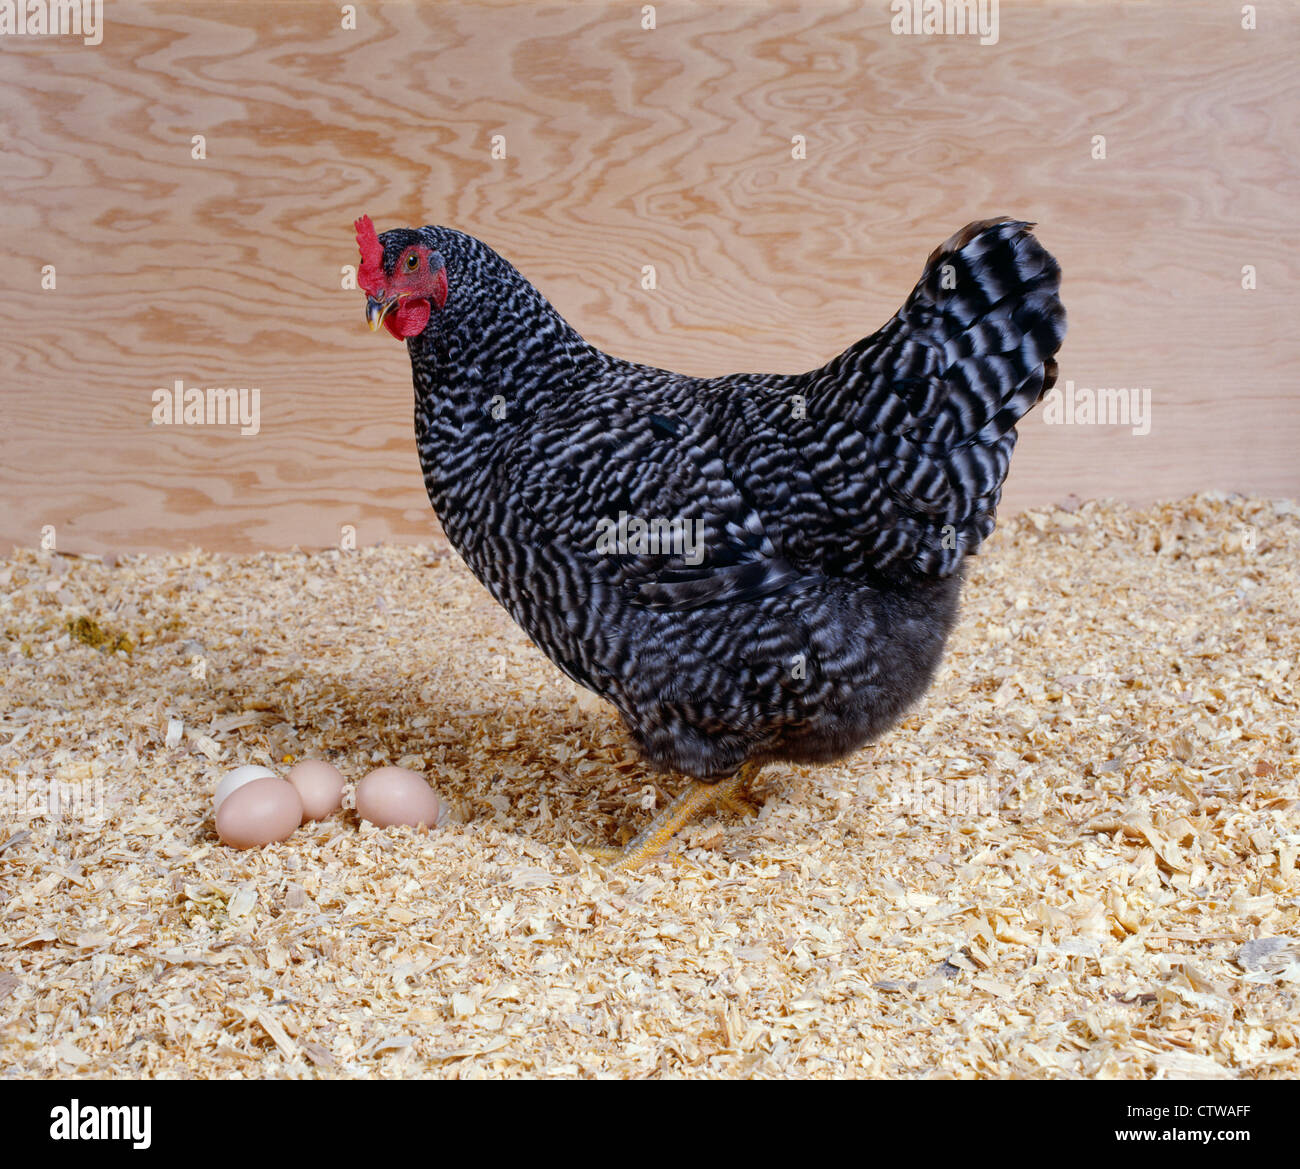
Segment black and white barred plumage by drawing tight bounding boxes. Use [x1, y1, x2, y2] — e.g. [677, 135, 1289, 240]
[372, 218, 1065, 779]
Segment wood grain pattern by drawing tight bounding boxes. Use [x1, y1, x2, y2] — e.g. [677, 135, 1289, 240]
[1, 0, 1297, 553]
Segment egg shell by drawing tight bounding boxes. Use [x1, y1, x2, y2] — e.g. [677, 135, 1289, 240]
[287, 759, 345, 821]
[214, 764, 280, 814]
[356, 766, 442, 829]
[216, 777, 303, 849]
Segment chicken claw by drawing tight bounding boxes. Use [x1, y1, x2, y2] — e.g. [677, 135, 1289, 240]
[586, 760, 763, 870]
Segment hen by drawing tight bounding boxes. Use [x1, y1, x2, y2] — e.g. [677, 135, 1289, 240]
[354, 215, 1065, 866]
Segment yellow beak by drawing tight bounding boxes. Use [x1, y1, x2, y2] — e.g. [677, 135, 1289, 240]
[366, 296, 398, 332]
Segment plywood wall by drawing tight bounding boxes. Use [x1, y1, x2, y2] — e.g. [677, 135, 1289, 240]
[1, 0, 1296, 553]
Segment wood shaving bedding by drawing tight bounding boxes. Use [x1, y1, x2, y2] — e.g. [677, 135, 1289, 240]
[0, 493, 1296, 1079]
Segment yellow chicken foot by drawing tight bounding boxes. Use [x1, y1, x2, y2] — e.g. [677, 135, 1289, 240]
[716, 788, 762, 818]
[588, 760, 763, 870]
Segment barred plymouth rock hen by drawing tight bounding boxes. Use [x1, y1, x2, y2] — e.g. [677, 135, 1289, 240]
[354, 215, 1066, 867]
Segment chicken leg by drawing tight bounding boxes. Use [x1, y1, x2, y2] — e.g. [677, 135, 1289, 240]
[588, 760, 763, 870]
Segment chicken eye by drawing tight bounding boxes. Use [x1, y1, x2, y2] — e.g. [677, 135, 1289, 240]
[405, 253, 420, 272]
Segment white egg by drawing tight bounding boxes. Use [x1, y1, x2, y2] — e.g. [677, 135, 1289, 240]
[214, 764, 280, 814]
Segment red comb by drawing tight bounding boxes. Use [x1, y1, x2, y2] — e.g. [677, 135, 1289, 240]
[354, 214, 384, 297]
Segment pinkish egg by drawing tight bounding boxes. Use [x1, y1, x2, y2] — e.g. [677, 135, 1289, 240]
[287, 759, 345, 822]
[213, 764, 279, 814]
[356, 767, 442, 829]
[216, 777, 303, 849]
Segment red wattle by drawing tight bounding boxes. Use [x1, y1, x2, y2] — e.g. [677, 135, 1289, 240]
[385, 298, 431, 339]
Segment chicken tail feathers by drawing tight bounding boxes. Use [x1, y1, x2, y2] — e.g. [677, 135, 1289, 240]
[817, 218, 1066, 580]
[911, 217, 1063, 427]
